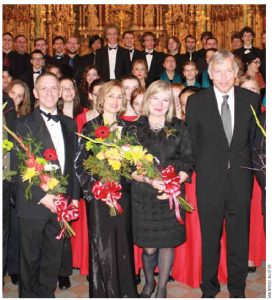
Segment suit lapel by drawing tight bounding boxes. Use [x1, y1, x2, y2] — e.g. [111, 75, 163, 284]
[32, 109, 62, 171]
[229, 87, 242, 150]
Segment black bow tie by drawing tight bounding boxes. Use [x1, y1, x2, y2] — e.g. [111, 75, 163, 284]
[40, 109, 60, 122]
[108, 46, 118, 50]
[145, 52, 153, 55]
[129, 49, 134, 53]
[33, 71, 41, 74]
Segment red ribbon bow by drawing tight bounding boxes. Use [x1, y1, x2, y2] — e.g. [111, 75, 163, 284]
[161, 165, 184, 225]
[92, 181, 123, 215]
[55, 196, 79, 240]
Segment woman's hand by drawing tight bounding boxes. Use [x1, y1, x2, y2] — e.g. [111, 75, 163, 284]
[157, 192, 169, 200]
[151, 179, 165, 192]
[131, 171, 145, 182]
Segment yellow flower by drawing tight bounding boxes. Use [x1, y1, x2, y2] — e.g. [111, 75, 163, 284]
[129, 146, 146, 164]
[2, 140, 13, 152]
[35, 157, 47, 165]
[96, 151, 106, 160]
[85, 141, 93, 151]
[145, 153, 154, 162]
[47, 177, 59, 190]
[105, 148, 122, 160]
[108, 159, 122, 171]
[22, 167, 37, 182]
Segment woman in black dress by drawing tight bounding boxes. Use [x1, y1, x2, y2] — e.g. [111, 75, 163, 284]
[131, 80, 194, 298]
[74, 80, 138, 298]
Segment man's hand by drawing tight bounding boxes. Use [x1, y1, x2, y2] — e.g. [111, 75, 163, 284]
[39, 194, 59, 213]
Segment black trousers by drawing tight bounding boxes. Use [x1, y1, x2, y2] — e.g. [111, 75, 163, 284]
[7, 205, 20, 275]
[59, 238, 73, 277]
[3, 180, 11, 276]
[197, 176, 251, 297]
[18, 216, 63, 298]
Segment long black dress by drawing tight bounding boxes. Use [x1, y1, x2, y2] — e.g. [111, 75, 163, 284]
[132, 116, 194, 248]
[74, 115, 138, 298]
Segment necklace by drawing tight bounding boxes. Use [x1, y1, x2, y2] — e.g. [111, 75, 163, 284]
[149, 120, 165, 133]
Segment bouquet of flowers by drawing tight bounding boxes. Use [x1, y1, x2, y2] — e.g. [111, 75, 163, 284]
[78, 123, 160, 216]
[78, 123, 194, 219]
[3, 124, 78, 239]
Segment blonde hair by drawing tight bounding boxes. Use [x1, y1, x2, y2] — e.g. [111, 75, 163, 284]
[6, 79, 31, 116]
[239, 75, 260, 94]
[142, 80, 175, 122]
[96, 80, 127, 115]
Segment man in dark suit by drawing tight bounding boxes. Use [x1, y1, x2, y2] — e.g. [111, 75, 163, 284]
[34, 37, 53, 65]
[95, 24, 131, 82]
[4, 34, 32, 80]
[3, 32, 14, 69]
[140, 32, 165, 85]
[186, 50, 260, 298]
[11, 73, 79, 297]
[21, 49, 45, 111]
[65, 37, 82, 85]
[233, 27, 262, 65]
[51, 36, 73, 78]
[195, 31, 213, 61]
[122, 30, 145, 63]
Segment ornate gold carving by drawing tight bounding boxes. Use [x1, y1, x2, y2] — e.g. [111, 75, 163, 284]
[3, 4, 266, 55]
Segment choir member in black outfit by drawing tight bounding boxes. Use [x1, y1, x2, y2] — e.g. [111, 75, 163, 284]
[21, 50, 45, 111]
[81, 35, 104, 68]
[141, 32, 165, 86]
[34, 37, 53, 65]
[122, 30, 145, 63]
[95, 24, 131, 82]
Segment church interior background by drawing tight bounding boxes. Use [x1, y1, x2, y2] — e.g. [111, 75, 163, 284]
[3, 4, 266, 54]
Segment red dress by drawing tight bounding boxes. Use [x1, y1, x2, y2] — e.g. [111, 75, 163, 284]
[172, 173, 265, 288]
[71, 108, 90, 275]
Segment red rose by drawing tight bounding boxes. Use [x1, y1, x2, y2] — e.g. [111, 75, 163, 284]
[94, 126, 110, 139]
[43, 148, 58, 161]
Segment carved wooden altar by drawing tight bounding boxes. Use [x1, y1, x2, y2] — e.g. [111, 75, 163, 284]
[3, 4, 266, 55]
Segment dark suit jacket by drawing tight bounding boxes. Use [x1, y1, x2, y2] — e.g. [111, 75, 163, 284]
[186, 86, 260, 201]
[12, 109, 80, 219]
[3, 51, 32, 80]
[131, 49, 145, 63]
[21, 69, 45, 111]
[142, 50, 165, 85]
[81, 52, 96, 68]
[95, 46, 131, 81]
[233, 46, 262, 64]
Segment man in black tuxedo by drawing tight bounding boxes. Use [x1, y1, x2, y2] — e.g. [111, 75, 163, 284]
[234, 27, 262, 65]
[122, 30, 145, 63]
[11, 73, 79, 297]
[186, 50, 260, 298]
[95, 24, 131, 82]
[21, 49, 45, 111]
[195, 31, 213, 60]
[141, 32, 165, 85]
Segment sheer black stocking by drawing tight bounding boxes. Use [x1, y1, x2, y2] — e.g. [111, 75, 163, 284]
[141, 248, 158, 296]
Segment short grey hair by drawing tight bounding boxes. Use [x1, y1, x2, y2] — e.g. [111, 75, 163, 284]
[208, 49, 239, 76]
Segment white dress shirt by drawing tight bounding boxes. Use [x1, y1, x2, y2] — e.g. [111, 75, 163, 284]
[33, 68, 42, 85]
[108, 44, 118, 80]
[145, 49, 153, 71]
[213, 86, 235, 133]
[40, 109, 65, 174]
